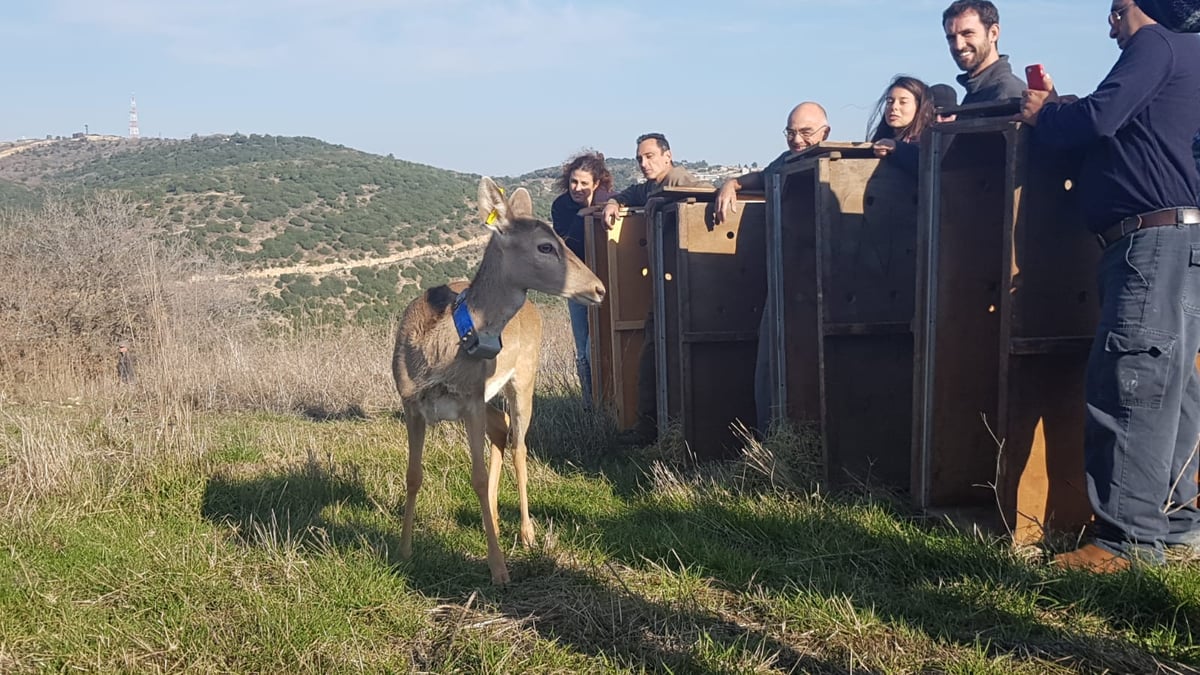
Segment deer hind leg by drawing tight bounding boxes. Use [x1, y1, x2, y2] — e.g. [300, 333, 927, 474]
[399, 410, 426, 560]
[485, 403, 509, 540]
[506, 381, 536, 548]
[466, 403, 509, 584]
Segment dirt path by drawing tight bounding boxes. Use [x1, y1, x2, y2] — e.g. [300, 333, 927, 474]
[196, 234, 489, 282]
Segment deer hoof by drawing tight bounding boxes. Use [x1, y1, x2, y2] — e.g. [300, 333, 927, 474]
[490, 566, 511, 585]
[520, 523, 536, 548]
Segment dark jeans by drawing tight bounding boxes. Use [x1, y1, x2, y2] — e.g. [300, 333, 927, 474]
[1087, 223, 1200, 559]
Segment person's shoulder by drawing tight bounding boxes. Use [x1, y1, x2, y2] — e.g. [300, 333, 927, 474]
[668, 165, 710, 187]
[1131, 23, 1184, 50]
[550, 192, 578, 221]
[592, 187, 617, 204]
[669, 165, 697, 179]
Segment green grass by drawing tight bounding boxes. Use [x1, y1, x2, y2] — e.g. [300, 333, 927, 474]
[1, 402, 1198, 673]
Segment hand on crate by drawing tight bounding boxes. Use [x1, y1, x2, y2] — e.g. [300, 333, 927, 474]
[873, 139, 897, 158]
[602, 200, 621, 230]
[715, 180, 739, 224]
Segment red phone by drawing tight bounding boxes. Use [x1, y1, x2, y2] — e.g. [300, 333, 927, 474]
[1025, 64, 1049, 91]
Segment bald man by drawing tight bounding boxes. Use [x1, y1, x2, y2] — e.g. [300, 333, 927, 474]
[715, 102, 831, 225]
[712, 102, 832, 437]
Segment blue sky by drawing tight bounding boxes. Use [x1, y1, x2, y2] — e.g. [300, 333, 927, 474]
[1, 1, 1119, 176]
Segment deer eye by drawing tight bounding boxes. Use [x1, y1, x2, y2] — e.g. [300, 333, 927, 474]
[537, 243, 554, 254]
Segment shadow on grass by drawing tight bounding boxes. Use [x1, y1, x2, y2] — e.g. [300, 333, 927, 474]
[197, 456, 849, 673]
[197, 440, 1198, 673]
[528, 493, 1200, 673]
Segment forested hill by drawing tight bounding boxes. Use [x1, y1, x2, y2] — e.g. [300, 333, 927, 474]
[0, 134, 721, 326]
[0, 134, 488, 269]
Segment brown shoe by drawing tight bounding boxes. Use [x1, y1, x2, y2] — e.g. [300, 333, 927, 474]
[1052, 544, 1131, 574]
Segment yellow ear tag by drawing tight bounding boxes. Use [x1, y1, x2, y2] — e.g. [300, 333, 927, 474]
[485, 187, 506, 225]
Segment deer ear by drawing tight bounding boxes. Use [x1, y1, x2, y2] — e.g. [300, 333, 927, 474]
[478, 177, 509, 231]
[507, 188, 533, 219]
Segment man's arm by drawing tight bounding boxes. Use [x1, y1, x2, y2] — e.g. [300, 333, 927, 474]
[715, 170, 764, 224]
[1032, 30, 1174, 147]
[603, 182, 649, 228]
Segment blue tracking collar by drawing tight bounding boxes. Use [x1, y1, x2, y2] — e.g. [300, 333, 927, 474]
[452, 289, 503, 359]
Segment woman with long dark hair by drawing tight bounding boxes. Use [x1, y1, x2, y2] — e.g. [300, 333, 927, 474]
[868, 76, 935, 170]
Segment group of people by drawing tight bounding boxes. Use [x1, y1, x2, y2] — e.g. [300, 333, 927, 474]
[546, 0, 1200, 574]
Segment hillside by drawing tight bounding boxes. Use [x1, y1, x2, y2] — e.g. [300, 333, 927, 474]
[0, 135, 726, 327]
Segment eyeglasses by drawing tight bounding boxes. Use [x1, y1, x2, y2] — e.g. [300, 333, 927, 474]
[1108, 4, 1132, 23]
[784, 125, 827, 141]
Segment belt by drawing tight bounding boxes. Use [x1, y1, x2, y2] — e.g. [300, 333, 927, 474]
[1096, 207, 1200, 248]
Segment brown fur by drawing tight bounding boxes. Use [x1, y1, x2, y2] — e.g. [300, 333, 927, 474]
[392, 177, 604, 584]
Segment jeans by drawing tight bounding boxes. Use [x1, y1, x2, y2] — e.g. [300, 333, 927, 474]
[1086, 224, 1200, 559]
[568, 300, 592, 408]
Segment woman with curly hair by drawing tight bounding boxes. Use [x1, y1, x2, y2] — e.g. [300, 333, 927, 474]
[550, 151, 614, 409]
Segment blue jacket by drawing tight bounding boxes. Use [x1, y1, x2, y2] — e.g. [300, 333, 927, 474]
[1032, 24, 1200, 229]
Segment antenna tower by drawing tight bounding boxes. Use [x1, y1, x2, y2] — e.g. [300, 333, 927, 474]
[129, 94, 140, 139]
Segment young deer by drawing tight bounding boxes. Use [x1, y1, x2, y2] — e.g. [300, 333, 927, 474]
[392, 176, 605, 584]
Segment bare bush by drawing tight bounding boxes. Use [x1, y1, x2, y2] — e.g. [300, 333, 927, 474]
[0, 193, 255, 394]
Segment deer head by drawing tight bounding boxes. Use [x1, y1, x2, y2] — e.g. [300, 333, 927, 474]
[476, 177, 605, 306]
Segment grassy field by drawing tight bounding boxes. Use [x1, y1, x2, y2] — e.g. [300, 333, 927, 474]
[1, 308, 1199, 674]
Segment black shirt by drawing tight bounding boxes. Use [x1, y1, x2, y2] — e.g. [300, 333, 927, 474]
[957, 55, 1026, 105]
[1032, 25, 1200, 229]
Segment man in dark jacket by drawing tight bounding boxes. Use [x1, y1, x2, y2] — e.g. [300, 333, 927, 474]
[943, 0, 1026, 104]
[1020, 0, 1200, 572]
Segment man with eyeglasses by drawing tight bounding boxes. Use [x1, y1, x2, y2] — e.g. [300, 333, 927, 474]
[1019, 0, 1200, 573]
[713, 102, 830, 227]
[709, 102, 831, 437]
[943, 0, 1026, 104]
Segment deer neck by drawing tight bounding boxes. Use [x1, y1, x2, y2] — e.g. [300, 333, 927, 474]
[459, 244, 529, 342]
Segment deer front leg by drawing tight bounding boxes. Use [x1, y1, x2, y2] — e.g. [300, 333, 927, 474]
[509, 384, 536, 548]
[466, 405, 509, 584]
[485, 404, 509, 538]
[399, 410, 426, 560]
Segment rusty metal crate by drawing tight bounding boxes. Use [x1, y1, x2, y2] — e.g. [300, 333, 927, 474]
[913, 118, 1099, 543]
[766, 144, 919, 489]
[816, 157, 920, 489]
[650, 195, 767, 460]
[584, 205, 651, 430]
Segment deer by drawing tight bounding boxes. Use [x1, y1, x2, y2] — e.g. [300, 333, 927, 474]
[392, 176, 606, 584]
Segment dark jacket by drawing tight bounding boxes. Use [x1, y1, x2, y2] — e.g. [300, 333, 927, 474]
[957, 55, 1026, 105]
[551, 189, 614, 261]
[607, 165, 707, 208]
[1032, 25, 1200, 228]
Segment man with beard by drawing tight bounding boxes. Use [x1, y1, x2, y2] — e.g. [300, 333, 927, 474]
[943, 0, 1026, 104]
[1019, 0, 1200, 572]
[603, 133, 708, 445]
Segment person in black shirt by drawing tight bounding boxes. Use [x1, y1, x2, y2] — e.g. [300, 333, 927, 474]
[550, 152, 614, 410]
[1020, 1, 1200, 572]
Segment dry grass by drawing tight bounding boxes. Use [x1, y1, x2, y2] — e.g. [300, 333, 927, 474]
[2, 196, 1199, 674]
